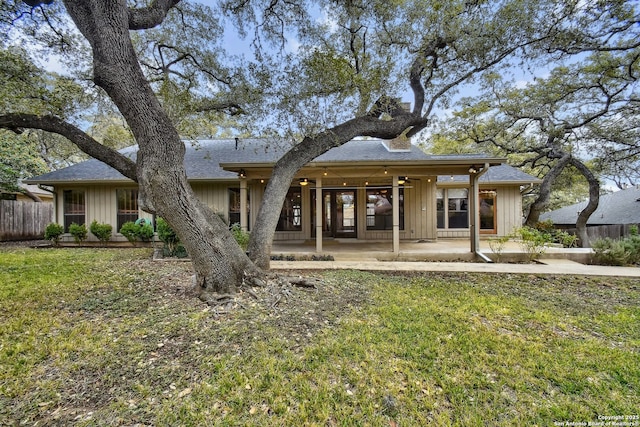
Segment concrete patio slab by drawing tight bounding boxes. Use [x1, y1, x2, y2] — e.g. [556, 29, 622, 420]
[271, 260, 640, 277]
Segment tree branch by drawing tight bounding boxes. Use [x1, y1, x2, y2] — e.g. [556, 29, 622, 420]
[128, 0, 181, 30]
[0, 113, 138, 182]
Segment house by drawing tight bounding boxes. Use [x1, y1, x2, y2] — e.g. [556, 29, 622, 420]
[1, 183, 54, 203]
[24, 138, 541, 252]
[541, 186, 640, 238]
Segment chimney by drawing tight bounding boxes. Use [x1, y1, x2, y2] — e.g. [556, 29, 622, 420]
[382, 134, 411, 152]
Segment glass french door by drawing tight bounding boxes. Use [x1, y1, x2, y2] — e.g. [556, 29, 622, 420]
[312, 189, 357, 238]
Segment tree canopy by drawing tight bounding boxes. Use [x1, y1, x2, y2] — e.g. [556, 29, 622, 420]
[0, 0, 638, 292]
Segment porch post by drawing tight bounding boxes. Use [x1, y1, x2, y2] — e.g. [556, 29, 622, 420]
[469, 172, 478, 253]
[240, 178, 248, 232]
[392, 175, 400, 254]
[315, 177, 323, 253]
[469, 163, 489, 253]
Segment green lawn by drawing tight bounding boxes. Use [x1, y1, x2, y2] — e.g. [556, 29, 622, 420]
[1, 248, 638, 426]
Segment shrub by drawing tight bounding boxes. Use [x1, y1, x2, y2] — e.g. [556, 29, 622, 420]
[157, 217, 184, 257]
[622, 234, 640, 265]
[488, 235, 510, 262]
[138, 223, 154, 241]
[512, 226, 552, 262]
[119, 221, 140, 245]
[230, 223, 250, 251]
[44, 223, 64, 246]
[592, 238, 629, 266]
[119, 220, 155, 246]
[555, 230, 579, 248]
[90, 220, 112, 245]
[533, 220, 578, 248]
[68, 222, 88, 244]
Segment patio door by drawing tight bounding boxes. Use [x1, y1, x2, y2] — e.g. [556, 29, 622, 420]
[312, 189, 357, 238]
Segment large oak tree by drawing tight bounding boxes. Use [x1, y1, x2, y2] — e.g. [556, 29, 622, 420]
[1, 0, 637, 299]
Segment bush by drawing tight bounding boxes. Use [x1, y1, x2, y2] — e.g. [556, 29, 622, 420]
[90, 220, 112, 245]
[68, 222, 88, 244]
[157, 217, 184, 257]
[44, 223, 64, 246]
[230, 223, 250, 251]
[120, 220, 155, 246]
[622, 234, 640, 265]
[533, 220, 578, 248]
[488, 235, 510, 262]
[119, 221, 140, 245]
[512, 226, 552, 262]
[592, 238, 629, 266]
[555, 230, 579, 248]
[138, 223, 154, 241]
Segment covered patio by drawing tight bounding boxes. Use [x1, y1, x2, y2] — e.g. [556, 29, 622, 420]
[271, 238, 594, 263]
[222, 145, 508, 257]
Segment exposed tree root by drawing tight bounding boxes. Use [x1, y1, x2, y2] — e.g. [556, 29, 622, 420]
[196, 272, 324, 313]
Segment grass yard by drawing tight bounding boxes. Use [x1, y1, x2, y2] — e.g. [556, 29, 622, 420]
[0, 247, 638, 426]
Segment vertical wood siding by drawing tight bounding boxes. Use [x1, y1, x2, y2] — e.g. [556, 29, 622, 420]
[51, 181, 525, 243]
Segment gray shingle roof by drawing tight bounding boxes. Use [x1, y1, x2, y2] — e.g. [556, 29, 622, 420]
[540, 187, 640, 225]
[438, 164, 540, 184]
[25, 138, 538, 185]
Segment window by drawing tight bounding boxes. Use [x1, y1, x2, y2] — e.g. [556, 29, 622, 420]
[448, 188, 468, 228]
[436, 188, 468, 229]
[277, 188, 302, 231]
[116, 189, 138, 230]
[227, 187, 251, 228]
[436, 189, 445, 229]
[366, 187, 404, 230]
[63, 190, 85, 231]
[480, 190, 497, 234]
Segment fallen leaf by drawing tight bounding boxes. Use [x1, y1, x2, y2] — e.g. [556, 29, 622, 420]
[178, 387, 192, 398]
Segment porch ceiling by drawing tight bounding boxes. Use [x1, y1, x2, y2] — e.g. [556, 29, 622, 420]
[220, 158, 506, 180]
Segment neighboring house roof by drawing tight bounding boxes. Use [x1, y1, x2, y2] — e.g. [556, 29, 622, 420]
[25, 138, 538, 185]
[540, 187, 640, 226]
[1, 184, 54, 201]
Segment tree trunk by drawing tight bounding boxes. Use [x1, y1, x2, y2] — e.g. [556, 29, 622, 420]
[248, 112, 424, 269]
[525, 153, 571, 226]
[248, 135, 350, 269]
[63, 0, 260, 296]
[569, 158, 600, 248]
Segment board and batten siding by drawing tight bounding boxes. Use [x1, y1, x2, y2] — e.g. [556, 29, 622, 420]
[191, 182, 235, 219]
[436, 186, 523, 239]
[51, 180, 525, 243]
[55, 185, 152, 242]
[495, 185, 523, 236]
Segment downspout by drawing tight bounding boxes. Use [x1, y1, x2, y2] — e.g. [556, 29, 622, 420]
[471, 163, 493, 263]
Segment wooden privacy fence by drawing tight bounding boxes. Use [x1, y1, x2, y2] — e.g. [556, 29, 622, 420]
[562, 223, 640, 241]
[0, 200, 54, 241]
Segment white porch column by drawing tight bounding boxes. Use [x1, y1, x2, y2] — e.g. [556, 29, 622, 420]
[469, 172, 478, 253]
[392, 175, 400, 254]
[315, 177, 323, 253]
[469, 163, 489, 253]
[240, 178, 248, 232]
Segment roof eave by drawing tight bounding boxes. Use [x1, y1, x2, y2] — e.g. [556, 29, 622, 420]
[220, 157, 507, 170]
